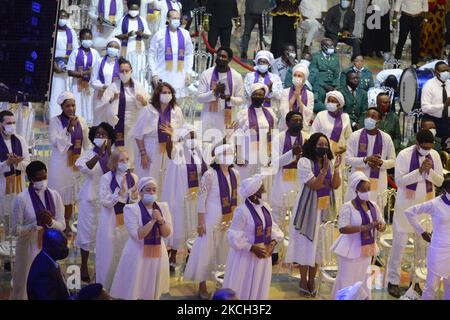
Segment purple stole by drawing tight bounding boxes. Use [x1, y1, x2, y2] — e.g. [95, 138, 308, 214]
[98, 56, 120, 84]
[75, 48, 94, 91]
[121, 15, 144, 55]
[354, 197, 378, 257]
[313, 160, 332, 210]
[282, 132, 302, 181]
[166, 0, 175, 10]
[110, 171, 135, 226]
[165, 27, 186, 72]
[93, 146, 110, 174]
[357, 129, 383, 191]
[157, 106, 172, 153]
[98, 0, 117, 22]
[59, 113, 83, 169]
[288, 86, 308, 112]
[245, 198, 272, 246]
[114, 81, 131, 147]
[0, 135, 23, 194]
[328, 111, 343, 154]
[60, 26, 73, 57]
[248, 106, 274, 158]
[253, 72, 272, 107]
[442, 194, 450, 206]
[186, 149, 207, 192]
[216, 167, 238, 222]
[209, 67, 233, 126]
[406, 147, 435, 200]
[28, 184, 56, 249]
[139, 200, 162, 258]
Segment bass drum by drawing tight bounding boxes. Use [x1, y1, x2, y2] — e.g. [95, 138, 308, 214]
[399, 68, 435, 113]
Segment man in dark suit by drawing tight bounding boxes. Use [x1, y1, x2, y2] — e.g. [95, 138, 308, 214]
[324, 0, 360, 55]
[27, 229, 70, 300]
[204, 0, 240, 48]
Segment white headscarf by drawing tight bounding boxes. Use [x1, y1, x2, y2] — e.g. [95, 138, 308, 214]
[250, 83, 269, 96]
[239, 174, 263, 198]
[254, 50, 275, 66]
[138, 176, 157, 192]
[325, 90, 345, 108]
[349, 171, 370, 192]
[173, 123, 195, 141]
[57, 91, 76, 106]
[292, 63, 310, 80]
[107, 37, 122, 50]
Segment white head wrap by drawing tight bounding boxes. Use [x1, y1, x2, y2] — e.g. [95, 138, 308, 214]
[57, 91, 76, 106]
[325, 90, 345, 108]
[250, 83, 269, 96]
[239, 174, 264, 198]
[292, 63, 310, 80]
[107, 37, 122, 49]
[349, 171, 370, 192]
[173, 123, 195, 141]
[336, 281, 368, 300]
[138, 176, 157, 192]
[254, 50, 275, 66]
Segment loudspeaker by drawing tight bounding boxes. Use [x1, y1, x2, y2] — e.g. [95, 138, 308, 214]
[0, 0, 60, 102]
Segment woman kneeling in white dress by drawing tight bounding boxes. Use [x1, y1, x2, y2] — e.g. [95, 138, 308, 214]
[223, 174, 283, 300]
[331, 171, 386, 300]
[110, 177, 172, 300]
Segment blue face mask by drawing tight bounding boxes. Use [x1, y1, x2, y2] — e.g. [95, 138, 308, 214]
[170, 19, 181, 29]
[364, 117, 378, 130]
[142, 193, 157, 204]
[81, 39, 93, 49]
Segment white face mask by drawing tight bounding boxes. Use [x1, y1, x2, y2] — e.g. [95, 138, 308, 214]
[364, 118, 378, 131]
[429, 128, 437, 137]
[160, 93, 173, 104]
[256, 64, 269, 74]
[418, 146, 431, 157]
[128, 10, 139, 18]
[288, 52, 296, 59]
[170, 19, 181, 29]
[33, 180, 48, 191]
[341, 0, 350, 9]
[58, 19, 67, 27]
[107, 47, 119, 58]
[94, 138, 107, 147]
[81, 39, 93, 49]
[292, 76, 304, 87]
[326, 48, 335, 55]
[217, 154, 234, 165]
[3, 124, 16, 136]
[300, 59, 310, 68]
[185, 138, 198, 150]
[117, 162, 128, 172]
[357, 191, 370, 201]
[119, 72, 132, 83]
[326, 102, 338, 112]
[439, 71, 450, 82]
[142, 193, 157, 204]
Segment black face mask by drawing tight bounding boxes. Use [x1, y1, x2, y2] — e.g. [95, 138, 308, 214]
[316, 147, 329, 157]
[216, 59, 228, 69]
[251, 97, 265, 107]
[290, 123, 303, 134]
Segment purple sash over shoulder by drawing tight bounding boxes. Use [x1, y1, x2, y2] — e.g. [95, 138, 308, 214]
[253, 71, 272, 107]
[98, 56, 120, 84]
[93, 146, 110, 174]
[110, 170, 135, 226]
[186, 149, 207, 191]
[354, 197, 378, 257]
[75, 48, 94, 82]
[313, 160, 332, 210]
[357, 129, 383, 190]
[114, 81, 129, 146]
[442, 194, 450, 206]
[59, 113, 83, 168]
[248, 106, 274, 142]
[209, 67, 233, 126]
[283, 133, 302, 170]
[139, 200, 162, 258]
[328, 111, 343, 143]
[245, 198, 272, 246]
[165, 27, 185, 72]
[288, 86, 308, 112]
[216, 167, 238, 222]
[98, 0, 117, 20]
[60, 26, 73, 56]
[121, 15, 144, 52]
[406, 147, 434, 200]
[0, 135, 23, 194]
[157, 106, 172, 144]
[28, 184, 56, 220]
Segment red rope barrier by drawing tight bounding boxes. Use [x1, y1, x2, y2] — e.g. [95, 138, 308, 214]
[200, 31, 254, 72]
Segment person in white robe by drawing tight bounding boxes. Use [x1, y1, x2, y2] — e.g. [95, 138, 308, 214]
[311, 90, 352, 214]
[113, 1, 151, 87]
[96, 58, 150, 166]
[243, 51, 283, 110]
[3, 102, 35, 148]
[344, 107, 396, 209]
[131, 82, 184, 186]
[48, 92, 90, 237]
[234, 83, 277, 181]
[160, 123, 207, 267]
[90, 38, 122, 126]
[331, 171, 386, 300]
[285, 132, 342, 297]
[405, 178, 450, 300]
[89, 0, 124, 52]
[74, 122, 116, 283]
[150, 0, 183, 33]
[11, 161, 65, 300]
[279, 64, 314, 132]
[387, 129, 444, 298]
[95, 147, 139, 291]
[110, 176, 172, 299]
[49, 10, 79, 119]
[148, 9, 194, 99]
[223, 174, 283, 300]
[68, 29, 102, 125]
[0, 111, 30, 238]
[198, 47, 244, 142]
[183, 144, 240, 299]
[139, 0, 164, 35]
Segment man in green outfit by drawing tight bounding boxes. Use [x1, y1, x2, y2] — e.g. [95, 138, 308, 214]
[339, 71, 368, 130]
[339, 53, 374, 91]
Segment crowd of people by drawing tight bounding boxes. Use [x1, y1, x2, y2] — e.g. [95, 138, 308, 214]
[1, 0, 450, 300]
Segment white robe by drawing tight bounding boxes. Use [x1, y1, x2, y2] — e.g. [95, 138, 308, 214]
[130, 104, 184, 183]
[183, 167, 240, 282]
[67, 47, 102, 125]
[243, 71, 283, 108]
[152, 0, 182, 33]
[393, 145, 444, 234]
[148, 27, 194, 98]
[49, 27, 79, 119]
[344, 129, 396, 207]
[110, 201, 172, 299]
[96, 79, 149, 166]
[197, 67, 244, 139]
[74, 148, 108, 252]
[89, 0, 125, 51]
[223, 201, 283, 300]
[95, 170, 139, 291]
[10, 188, 65, 300]
[161, 144, 204, 250]
[278, 87, 314, 132]
[47, 116, 91, 205]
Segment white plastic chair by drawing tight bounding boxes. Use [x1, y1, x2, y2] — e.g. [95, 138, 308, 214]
[317, 220, 339, 298]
